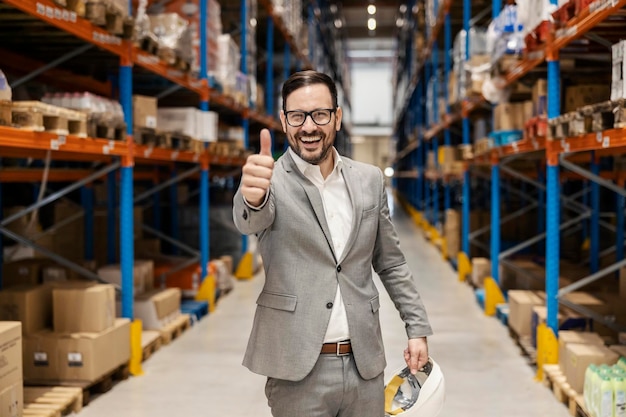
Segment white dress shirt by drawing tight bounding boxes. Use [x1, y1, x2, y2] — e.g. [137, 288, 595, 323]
[289, 147, 352, 343]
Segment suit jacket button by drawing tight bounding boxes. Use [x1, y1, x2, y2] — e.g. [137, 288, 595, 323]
[326, 302, 333, 309]
[336, 265, 341, 272]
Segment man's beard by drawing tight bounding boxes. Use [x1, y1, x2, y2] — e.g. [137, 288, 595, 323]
[289, 132, 334, 165]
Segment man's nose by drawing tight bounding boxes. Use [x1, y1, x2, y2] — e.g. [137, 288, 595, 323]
[301, 114, 317, 130]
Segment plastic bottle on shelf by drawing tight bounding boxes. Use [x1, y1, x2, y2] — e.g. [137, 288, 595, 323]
[615, 373, 626, 417]
[61, 92, 72, 109]
[618, 357, 626, 372]
[598, 373, 614, 417]
[586, 364, 598, 415]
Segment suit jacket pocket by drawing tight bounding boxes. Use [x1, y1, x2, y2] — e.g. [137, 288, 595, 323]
[370, 295, 380, 313]
[257, 291, 297, 312]
[363, 205, 378, 218]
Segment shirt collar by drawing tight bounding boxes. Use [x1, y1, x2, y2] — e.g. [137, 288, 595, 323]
[288, 146, 343, 177]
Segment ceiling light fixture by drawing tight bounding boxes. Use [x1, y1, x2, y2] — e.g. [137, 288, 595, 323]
[367, 17, 377, 31]
[367, 4, 376, 15]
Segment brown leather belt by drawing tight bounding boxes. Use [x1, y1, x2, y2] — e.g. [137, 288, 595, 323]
[321, 341, 352, 355]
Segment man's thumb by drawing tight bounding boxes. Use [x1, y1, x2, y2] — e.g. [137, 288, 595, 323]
[259, 129, 272, 156]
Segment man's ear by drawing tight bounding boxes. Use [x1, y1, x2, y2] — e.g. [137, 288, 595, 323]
[279, 110, 287, 133]
[335, 107, 343, 131]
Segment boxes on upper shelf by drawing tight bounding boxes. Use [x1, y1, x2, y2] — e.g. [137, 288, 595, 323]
[133, 95, 157, 129]
[563, 85, 610, 113]
[612, 40, 626, 100]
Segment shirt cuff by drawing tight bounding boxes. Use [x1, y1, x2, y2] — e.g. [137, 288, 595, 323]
[243, 192, 269, 211]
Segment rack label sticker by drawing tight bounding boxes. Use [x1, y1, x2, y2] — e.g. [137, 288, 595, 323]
[103, 145, 110, 154]
[33, 352, 48, 366]
[557, 26, 578, 40]
[136, 53, 159, 65]
[50, 139, 60, 150]
[36, 3, 76, 22]
[193, 154, 200, 162]
[143, 147, 153, 158]
[166, 69, 184, 79]
[68, 352, 83, 367]
[589, 0, 617, 12]
[560, 139, 571, 153]
[92, 31, 122, 46]
[171, 151, 179, 160]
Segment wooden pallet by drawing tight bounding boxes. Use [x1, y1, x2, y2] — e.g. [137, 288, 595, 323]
[542, 364, 589, 417]
[141, 330, 162, 362]
[134, 127, 166, 147]
[138, 34, 159, 56]
[87, 117, 126, 140]
[159, 313, 191, 345]
[23, 386, 83, 417]
[26, 362, 130, 407]
[580, 101, 615, 133]
[11, 101, 87, 137]
[508, 327, 537, 366]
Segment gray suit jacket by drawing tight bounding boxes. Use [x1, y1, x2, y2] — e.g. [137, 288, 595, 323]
[233, 151, 433, 382]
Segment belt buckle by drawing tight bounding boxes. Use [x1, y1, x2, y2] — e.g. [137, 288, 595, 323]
[336, 340, 350, 356]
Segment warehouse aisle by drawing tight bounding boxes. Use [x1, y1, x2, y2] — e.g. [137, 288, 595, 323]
[77, 197, 571, 417]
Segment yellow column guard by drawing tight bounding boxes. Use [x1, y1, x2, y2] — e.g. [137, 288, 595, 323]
[195, 273, 216, 312]
[235, 252, 255, 280]
[457, 252, 471, 282]
[536, 323, 559, 381]
[484, 277, 505, 316]
[129, 319, 144, 376]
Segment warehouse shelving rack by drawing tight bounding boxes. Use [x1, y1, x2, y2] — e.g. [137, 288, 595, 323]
[0, 0, 290, 321]
[393, 0, 626, 372]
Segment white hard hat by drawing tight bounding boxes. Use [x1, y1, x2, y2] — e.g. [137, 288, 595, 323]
[384, 357, 445, 416]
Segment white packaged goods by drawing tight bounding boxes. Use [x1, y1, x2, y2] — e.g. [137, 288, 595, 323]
[612, 40, 626, 100]
[148, 13, 194, 65]
[157, 107, 218, 141]
[216, 34, 241, 91]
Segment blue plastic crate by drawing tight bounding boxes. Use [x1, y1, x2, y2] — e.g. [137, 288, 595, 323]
[181, 300, 209, 323]
[489, 130, 524, 146]
[496, 303, 509, 326]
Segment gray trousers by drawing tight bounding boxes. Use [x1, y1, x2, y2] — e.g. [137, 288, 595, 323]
[265, 354, 384, 417]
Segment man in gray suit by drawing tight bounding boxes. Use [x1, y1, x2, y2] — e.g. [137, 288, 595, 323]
[233, 70, 433, 417]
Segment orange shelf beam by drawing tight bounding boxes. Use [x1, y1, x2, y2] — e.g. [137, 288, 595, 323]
[133, 50, 205, 95]
[133, 145, 203, 164]
[550, 0, 626, 53]
[498, 137, 546, 157]
[0, 168, 98, 182]
[549, 129, 626, 154]
[2, 0, 129, 58]
[0, 126, 130, 158]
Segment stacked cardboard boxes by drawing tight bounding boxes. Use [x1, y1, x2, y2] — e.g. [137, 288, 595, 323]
[0, 322, 23, 417]
[134, 288, 182, 330]
[443, 210, 460, 260]
[21, 283, 131, 383]
[612, 40, 626, 100]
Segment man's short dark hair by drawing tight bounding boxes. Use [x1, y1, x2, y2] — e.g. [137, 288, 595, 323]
[282, 70, 338, 111]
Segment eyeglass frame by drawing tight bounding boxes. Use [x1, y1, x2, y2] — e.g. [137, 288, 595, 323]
[283, 108, 337, 127]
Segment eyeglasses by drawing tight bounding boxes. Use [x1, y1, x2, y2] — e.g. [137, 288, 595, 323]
[284, 108, 336, 127]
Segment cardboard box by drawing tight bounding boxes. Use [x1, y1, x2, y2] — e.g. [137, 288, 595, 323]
[132, 95, 157, 129]
[609, 344, 626, 358]
[55, 318, 130, 382]
[564, 85, 610, 113]
[2, 259, 43, 287]
[53, 284, 115, 333]
[471, 258, 491, 288]
[135, 260, 155, 292]
[561, 292, 612, 316]
[557, 331, 604, 370]
[0, 322, 22, 392]
[134, 288, 182, 330]
[563, 343, 619, 393]
[0, 285, 52, 334]
[508, 290, 545, 337]
[97, 264, 145, 296]
[0, 380, 23, 417]
[22, 331, 58, 381]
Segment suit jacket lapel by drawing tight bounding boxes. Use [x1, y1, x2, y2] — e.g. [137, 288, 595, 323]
[282, 153, 337, 261]
[339, 158, 363, 263]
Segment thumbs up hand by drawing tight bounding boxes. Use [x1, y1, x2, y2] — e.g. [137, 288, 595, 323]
[241, 129, 275, 207]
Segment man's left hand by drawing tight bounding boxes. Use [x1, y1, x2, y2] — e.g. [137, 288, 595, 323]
[403, 337, 428, 375]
